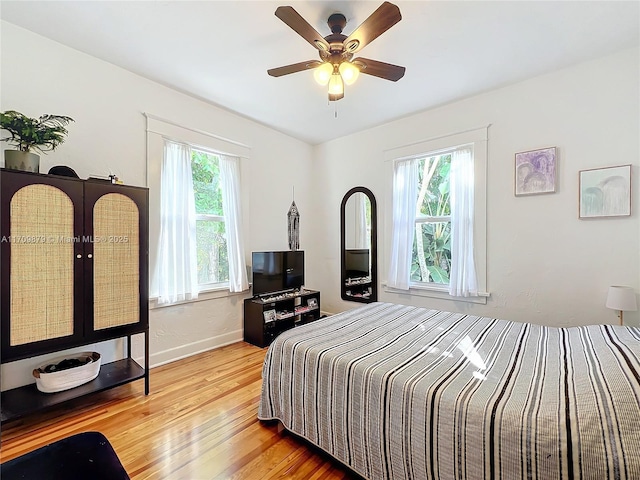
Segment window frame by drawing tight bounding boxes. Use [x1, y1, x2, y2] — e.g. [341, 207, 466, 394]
[411, 150, 454, 287]
[383, 126, 489, 304]
[191, 148, 230, 290]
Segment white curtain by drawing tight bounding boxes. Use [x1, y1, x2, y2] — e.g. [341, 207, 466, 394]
[388, 158, 418, 290]
[219, 154, 249, 293]
[449, 147, 478, 297]
[354, 192, 369, 249]
[155, 140, 199, 304]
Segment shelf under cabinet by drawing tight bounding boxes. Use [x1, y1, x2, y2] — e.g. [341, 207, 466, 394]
[0, 358, 146, 423]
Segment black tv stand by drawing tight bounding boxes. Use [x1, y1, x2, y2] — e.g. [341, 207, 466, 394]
[243, 289, 320, 347]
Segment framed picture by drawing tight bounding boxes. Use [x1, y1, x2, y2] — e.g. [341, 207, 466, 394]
[307, 298, 318, 308]
[579, 164, 631, 219]
[263, 309, 276, 323]
[515, 147, 557, 196]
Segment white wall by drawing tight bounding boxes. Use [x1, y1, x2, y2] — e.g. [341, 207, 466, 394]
[2, 21, 638, 389]
[1, 22, 315, 389]
[308, 47, 640, 328]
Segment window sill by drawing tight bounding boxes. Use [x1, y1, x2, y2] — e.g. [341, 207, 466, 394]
[149, 285, 250, 310]
[382, 282, 489, 305]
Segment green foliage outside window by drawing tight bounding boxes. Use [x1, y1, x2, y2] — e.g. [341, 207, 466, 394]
[192, 150, 223, 215]
[191, 150, 229, 285]
[411, 155, 452, 284]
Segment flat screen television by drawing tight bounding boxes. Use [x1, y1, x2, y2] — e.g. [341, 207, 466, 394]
[252, 251, 305, 296]
[345, 249, 370, 278]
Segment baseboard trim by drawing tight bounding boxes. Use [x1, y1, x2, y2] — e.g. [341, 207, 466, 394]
[149, 330, 243, 368]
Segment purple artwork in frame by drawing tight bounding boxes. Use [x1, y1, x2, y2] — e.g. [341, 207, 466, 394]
[515, 147, 557, 196]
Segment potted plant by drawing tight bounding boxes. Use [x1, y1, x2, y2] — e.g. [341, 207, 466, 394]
[1, 110, 74, 173]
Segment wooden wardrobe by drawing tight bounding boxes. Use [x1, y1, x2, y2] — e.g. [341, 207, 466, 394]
[0, 168, 149, 423]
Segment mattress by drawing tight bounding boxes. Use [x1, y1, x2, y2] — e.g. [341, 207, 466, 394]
[258, 302, 640, 480]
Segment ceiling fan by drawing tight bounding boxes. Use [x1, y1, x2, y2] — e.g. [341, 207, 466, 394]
[267, 2, 406, 101]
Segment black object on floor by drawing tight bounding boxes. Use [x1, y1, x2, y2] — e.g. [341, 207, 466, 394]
[0, 431, 130, 480]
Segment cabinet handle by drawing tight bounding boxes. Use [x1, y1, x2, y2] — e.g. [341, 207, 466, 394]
[76, 254, 82, 259]
[87, 254, 93, 259]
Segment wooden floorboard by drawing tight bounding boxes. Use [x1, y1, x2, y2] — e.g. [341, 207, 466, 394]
[0, 342, 356, 479]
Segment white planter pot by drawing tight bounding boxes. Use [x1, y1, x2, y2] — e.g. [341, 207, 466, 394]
[4, 150, 40, 173]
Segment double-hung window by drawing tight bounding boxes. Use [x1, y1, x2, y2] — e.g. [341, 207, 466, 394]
[192, 149, 229, 287]
[386, 127, 488, 301]
[146, 114, 250, 305]
[412, 153, 452, 284]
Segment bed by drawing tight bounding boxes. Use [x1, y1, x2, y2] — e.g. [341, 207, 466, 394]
[258, 302, 640, 480]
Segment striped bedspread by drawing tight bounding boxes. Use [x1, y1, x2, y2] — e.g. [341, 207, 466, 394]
[258, 302, 640, 480]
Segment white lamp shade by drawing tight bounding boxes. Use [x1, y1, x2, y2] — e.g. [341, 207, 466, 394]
[328, 73, 344, 96]
[339, 61, 360, 85]
[606, 286, 638, 312]
[313, 62, 333, 86]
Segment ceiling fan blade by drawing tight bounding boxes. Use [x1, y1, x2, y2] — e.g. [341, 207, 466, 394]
[343, 2, 402, 54]
[353, 58, 406, 81]
[275, 6, 331, 52]
[268, 60, 323, 77]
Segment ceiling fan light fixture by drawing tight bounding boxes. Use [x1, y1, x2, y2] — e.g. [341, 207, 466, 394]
[268, 2, 405, 101]
[313, 62, 333, 85]
[339, 61, 360, 85]
[328, 72, 344, 96]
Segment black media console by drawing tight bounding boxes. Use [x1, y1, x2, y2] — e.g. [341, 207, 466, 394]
[243, 289, 320, 348]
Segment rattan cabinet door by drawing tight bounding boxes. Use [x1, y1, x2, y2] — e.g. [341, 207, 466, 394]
[83, 182, 149, 339]
[0, 171, 85, 362]
[93, 192, 139, 330]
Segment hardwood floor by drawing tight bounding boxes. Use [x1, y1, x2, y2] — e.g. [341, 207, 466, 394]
[0, 342, 356, 479]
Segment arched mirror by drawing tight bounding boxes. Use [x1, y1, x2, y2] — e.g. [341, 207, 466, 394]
[341, 187, 377, 303]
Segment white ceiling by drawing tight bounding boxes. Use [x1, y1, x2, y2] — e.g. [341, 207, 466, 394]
[1, 1, 638, 145]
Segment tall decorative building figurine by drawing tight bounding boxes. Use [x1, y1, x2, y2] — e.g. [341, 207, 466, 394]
[287, 196, 300, 251]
